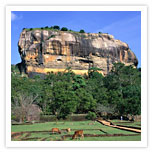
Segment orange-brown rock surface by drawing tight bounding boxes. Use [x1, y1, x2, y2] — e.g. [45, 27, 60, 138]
[18, 29, 138, 76]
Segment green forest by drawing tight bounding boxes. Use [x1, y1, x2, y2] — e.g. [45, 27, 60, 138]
[11, 63, 141, 122]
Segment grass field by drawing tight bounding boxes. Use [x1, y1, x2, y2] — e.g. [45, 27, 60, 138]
[111, 120, 141, 127]
[11, 120, 141, 141]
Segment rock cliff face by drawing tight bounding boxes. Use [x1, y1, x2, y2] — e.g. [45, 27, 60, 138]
[18, 29, 138, 76]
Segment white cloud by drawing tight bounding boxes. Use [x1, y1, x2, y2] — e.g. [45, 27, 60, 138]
[11, 12, 17, 21]
[11, 12, 22, 21]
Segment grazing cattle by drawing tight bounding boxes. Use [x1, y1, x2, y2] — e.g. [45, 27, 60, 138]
[51, 128, 61, 134]
[72, 130, 84, 140]
[66, 128, 71, 133]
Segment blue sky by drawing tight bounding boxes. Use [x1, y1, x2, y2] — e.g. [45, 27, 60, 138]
[11, 11, 141, 67]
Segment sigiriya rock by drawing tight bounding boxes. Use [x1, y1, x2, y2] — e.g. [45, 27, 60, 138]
[17, 29, 138, 76]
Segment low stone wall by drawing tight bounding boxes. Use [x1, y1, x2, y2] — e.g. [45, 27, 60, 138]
[40, 114, 87, 122]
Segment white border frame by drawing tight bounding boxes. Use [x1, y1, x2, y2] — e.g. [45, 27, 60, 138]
[6, 5, 147, 148]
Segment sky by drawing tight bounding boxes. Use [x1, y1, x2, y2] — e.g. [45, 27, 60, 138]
[11, 11, 141, 67]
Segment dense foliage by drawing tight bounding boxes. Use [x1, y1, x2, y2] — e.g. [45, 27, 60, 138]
[79, 29, 85, 33]
[23, 25, 86, 34]
[61, 27, 68, 31]
[11, 63, 141, 121]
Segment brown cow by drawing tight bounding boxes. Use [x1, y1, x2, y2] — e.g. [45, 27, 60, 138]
[66, 128, 71, 133]
[51, 128, 61, 134]
[72, 130, 84, 140]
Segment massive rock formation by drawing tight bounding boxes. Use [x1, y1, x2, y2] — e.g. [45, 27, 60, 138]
[18, 29, 138, 76]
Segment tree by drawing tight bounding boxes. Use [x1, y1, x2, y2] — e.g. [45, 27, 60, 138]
[73, 75, 86, 90]
[63, 66, 75, 82]
[122, 85, 141, 115]
[11, 62, 141, 120]
[53, 25, 60, 30]
[95, 103, 116, 117]
[103, 63, 141, 116]
[86, 111, 97, 120]
[50, 81, 78, 119]
[86, 67, 107, 105]
[12, 92, 39, 122]
[11, 65, 44, 115]
[87, 79, 108, 105]
[40, 82, 53, 115]
[79, 29, 85, 33]
[75, 88, 96, 113]
[88, 67, 103, 79]
[61, 27, 68, 31]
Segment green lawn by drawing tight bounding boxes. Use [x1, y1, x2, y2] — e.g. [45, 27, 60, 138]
[111, 120, 141, 128]
[11, 120, 141, 141]
[65, 136, 141, 141]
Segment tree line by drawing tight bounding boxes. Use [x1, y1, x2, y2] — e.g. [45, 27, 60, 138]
[11, 63, 141, 121]
[23, 25, 86, 33]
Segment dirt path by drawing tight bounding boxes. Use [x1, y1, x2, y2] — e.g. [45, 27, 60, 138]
[96, 119, 141, 133]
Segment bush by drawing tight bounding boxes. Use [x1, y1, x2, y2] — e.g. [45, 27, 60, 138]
[11, 114, 16, 121]
[41, 27, 44, 29]
[86, 111, 97, 120]
[45, 26, 49, 29]
[98, 32, 102, 34]
[61, 27, 68, 31]
[30, 28, 33, 31]
[79, 29, 85, 33]
[53, 25, 60, 30]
